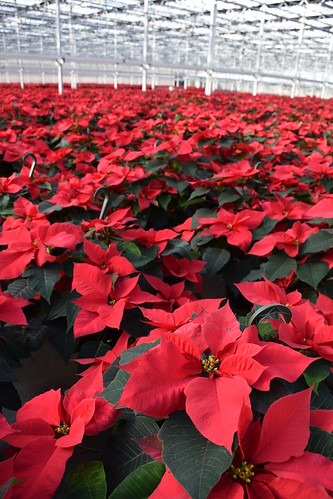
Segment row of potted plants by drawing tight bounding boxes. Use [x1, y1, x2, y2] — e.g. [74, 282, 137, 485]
[0, 83, 333, 498]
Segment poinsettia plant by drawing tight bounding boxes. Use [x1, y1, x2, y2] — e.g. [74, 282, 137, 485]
[0, 83, 332, 498]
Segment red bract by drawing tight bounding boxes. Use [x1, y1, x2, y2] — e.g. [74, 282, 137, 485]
[74, 330, 131, 376]
[143, 273, 193, 311]
[304, 152, 333, 179]
[2, 196, 49, 231]
[120, 227, 178, 256]
[208, 388, 333, 498]
[198, 208, 264, 252]
[101, 163, 145, 187]
[260, 193, 310, 221]
[277, 301, 333, 361]
[0, 366, 118, 499]
[304, 195, 333, 220]
[0, 222, 83, 280]
[48, 177, 95, 209]
[248, 221, 319, 257]
[81, 207, 135, 234]
[209, 159, 258, 184]
[83, 239, 136, 277]
[118, 302, 314, 452]
[139, 298, 222, 335]
[72, 263, 155, 337]
[153, 389, 332, 499]
[0, 173, 26, 194]
[235, 276, 303, 308]
[0, 285, 30, 325]
[162, 255, 206, 284]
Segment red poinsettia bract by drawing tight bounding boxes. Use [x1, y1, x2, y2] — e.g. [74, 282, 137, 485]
[72, 263, 155, 337]
[118, 303, 315, 452]
[198, 208, 264, 252]
[0, 365, 118, 499]
[151, 389, 333, 498]
[0, 285, 30, 325]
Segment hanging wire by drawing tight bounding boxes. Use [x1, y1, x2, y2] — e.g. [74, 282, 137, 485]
[93, 186, 110, 219]
[22, 152, 37, 179]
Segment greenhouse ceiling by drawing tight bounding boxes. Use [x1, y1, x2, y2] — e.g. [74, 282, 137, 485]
[0, 0, 332, 97]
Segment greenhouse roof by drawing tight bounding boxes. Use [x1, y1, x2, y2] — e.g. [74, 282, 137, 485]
[0, 0, 332, 97]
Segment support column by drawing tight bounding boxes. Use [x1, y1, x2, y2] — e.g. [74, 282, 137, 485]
[14, 0, 24, 89]
[142, 0, 149, 91]
[321, 35, 333, 99]
[291, 19, 304, 98]
[69, 4, 77, 89]
[253, 18, 265, 96]
[151, 21, 156, 89]
[205, 0, 217, 96]
[55, 0, 64, 95]
[184, 33, 190, 90]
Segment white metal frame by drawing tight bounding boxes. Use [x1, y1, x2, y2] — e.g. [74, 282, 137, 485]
[0, 0, 332, 97]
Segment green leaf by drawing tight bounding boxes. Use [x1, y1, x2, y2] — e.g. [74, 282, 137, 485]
[123, 242, 141, 256]
[23, 263, 61, 303]
[103, 359, 120, 386]
[311, 381, 333, 410]
[257, 321, 278, 342]
[191, 208, 217, 229]
[47, 320, 76, 363]
[123, 245, 158, 268]
[202, 248, 230, 277]
[300, 229, 333, 256]
[108, 461, 165, 499]
[252, 216, 279, 242]
[66, 297, 80, 333]
[104, 415, 160, 492]
[145, 159, 167, 174]
[38, 201, 63, 213]
[47, 291, 70, 320]
[158, 192, 171, 211]
[263, 253, 297, 281]
[159, 411, 233, 499]
[188, 187, 209, 201]
[306, 426, 333, 460]
[64, 461, 107, 499]
[6, 279, 36, 300]
[101, 369, 130, 406]
[218, 190, 240, 206]
[0, 353, 17, 382]
[248, 303, 292, 326]
[241, 266, 265, 282]
[164, 178, 189, 194]
[162, 239, 192, 260]
[119, 339, 161, 366]
[303, 359, 331, 394]
[296, 261, 329, 290]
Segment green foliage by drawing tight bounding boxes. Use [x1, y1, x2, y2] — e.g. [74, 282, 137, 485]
[23, 263, 61, 303]
[64, 461, 107, 499]
[108, 462, 165, 499]
[262, 254, 297, 281]
[296, 261, 329, 289]
[306, 427, 333, 460]
[159, 411, 233, 499]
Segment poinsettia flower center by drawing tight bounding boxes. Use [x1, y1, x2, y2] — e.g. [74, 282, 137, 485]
[108, 298, 116, 306]
[202, 354, 220, 375]
[227, 223, 233, 230]
[54, 422, 70, 437]
[230, 461, 255, 484]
